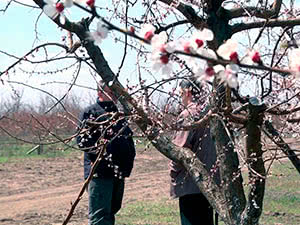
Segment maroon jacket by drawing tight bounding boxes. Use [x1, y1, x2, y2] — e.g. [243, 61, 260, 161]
[170, 102, 219, 198]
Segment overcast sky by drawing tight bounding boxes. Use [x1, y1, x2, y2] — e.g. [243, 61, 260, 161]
[0, 1, 140, 107]
[1, 1, 300, 108]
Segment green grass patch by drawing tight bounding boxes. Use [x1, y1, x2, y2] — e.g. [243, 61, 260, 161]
[0, 136, 150, 163]
[134, 137, 153, 149]
[0, 140, 74, 163]
[259, 162, 300, 225]
[116, 199, 179, 225]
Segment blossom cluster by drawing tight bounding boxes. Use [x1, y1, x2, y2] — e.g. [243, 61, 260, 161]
[43, 0, 108, 44]
[138, 24, 266, 88]
[43, 0, 95, 24]
[42, 0, 300, 88]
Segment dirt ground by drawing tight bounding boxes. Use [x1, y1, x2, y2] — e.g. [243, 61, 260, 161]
[0, 149, 171, 225]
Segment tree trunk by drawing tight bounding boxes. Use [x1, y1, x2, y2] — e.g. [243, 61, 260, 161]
[241, 99, 266, 225]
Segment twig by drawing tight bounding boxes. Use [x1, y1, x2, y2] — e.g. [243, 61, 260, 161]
[62, 143, 107, 225]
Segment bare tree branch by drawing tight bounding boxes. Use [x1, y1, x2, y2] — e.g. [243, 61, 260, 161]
[263, 120, 300, 174]
[228, 0, 282, 20]
[232, 17, 300, 34]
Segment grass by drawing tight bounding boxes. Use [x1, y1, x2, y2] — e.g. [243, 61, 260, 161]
[0, 139, 74, 163]
[117, 199, 180, 225]
[259, 161, 300, 225]
[0, 136, 148, 163]
[0, 136, 150, 163]
[116, 161, 300, 225]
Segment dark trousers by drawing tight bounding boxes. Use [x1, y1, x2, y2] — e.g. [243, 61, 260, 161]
[88, 177, 124, 225]
[179, 193, 214, 225]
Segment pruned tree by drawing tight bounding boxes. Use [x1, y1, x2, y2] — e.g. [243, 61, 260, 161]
[1, 0, 300, 224]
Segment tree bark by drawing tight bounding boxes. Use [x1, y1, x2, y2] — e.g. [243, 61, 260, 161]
[241, 99, 266, 225]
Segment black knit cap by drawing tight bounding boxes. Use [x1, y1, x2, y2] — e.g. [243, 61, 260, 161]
[179, 78, 202, 97]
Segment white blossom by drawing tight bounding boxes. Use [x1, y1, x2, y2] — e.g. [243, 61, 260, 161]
[151, 31, 168, 49]
[288, 48, 300, 78]
[197, 48, 217, 60]
[43, 0, 60, 18]
[149, 32, 176, 76]
[140, 24, 156, 41]
[191, 28, 214, 51]
[182, 28, 214, 53]
[43, 0, 67, 24]
[151, 51, 173, 76]
[242, 49, 262, 65]
[217, 39, 239, 62]
[151, 32, 176, 53]
[214, 64, 239, 88]
[195, 66, 215, 83]
[88, 20, 109, 45]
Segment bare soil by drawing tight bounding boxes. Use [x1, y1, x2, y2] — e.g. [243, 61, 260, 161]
[0, 149, 170, 225]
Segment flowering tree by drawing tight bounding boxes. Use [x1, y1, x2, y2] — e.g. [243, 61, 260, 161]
[1, 0, 300, 224]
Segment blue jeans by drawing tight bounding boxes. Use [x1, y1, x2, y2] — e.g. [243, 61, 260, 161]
[88, 177, 125, 225]
[179, 193, 214, 225]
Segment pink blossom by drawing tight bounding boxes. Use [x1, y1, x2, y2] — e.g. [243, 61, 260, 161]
[189, 59, 215, 83]
[251, 51, 261, 63]
[242, 49, 262, 65]
[217, 39, 239, 63]
[197, 66, 215, 83]
[214, 64, 239, 88]
[88, 20, 109, 45]
[289, 48, 300, 78]
[151, 32, 176, 53]
[86, 0, 95, 7]
[151, 51, 173, 75]
[183, 28, 214, 53]
[43, 0, 73, 24]
[190, 28, 214, 51]
[150, 32, 176, 76]
[140, 24, 156, 42]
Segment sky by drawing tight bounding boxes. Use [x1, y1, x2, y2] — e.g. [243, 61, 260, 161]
[0, 0, 140, 108]
[1, 0, 300, 108]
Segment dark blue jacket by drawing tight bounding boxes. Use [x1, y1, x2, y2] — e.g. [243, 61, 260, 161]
[76, 99, 135, 179]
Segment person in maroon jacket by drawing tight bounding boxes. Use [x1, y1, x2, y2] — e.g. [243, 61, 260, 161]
[170, 79, 219, 225]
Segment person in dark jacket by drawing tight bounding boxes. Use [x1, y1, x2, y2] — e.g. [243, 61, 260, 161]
[170, 79, 219, 225]
[76, 80, 136, 225]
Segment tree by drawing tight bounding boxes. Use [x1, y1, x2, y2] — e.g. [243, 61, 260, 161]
[1, 0, 300, 224]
